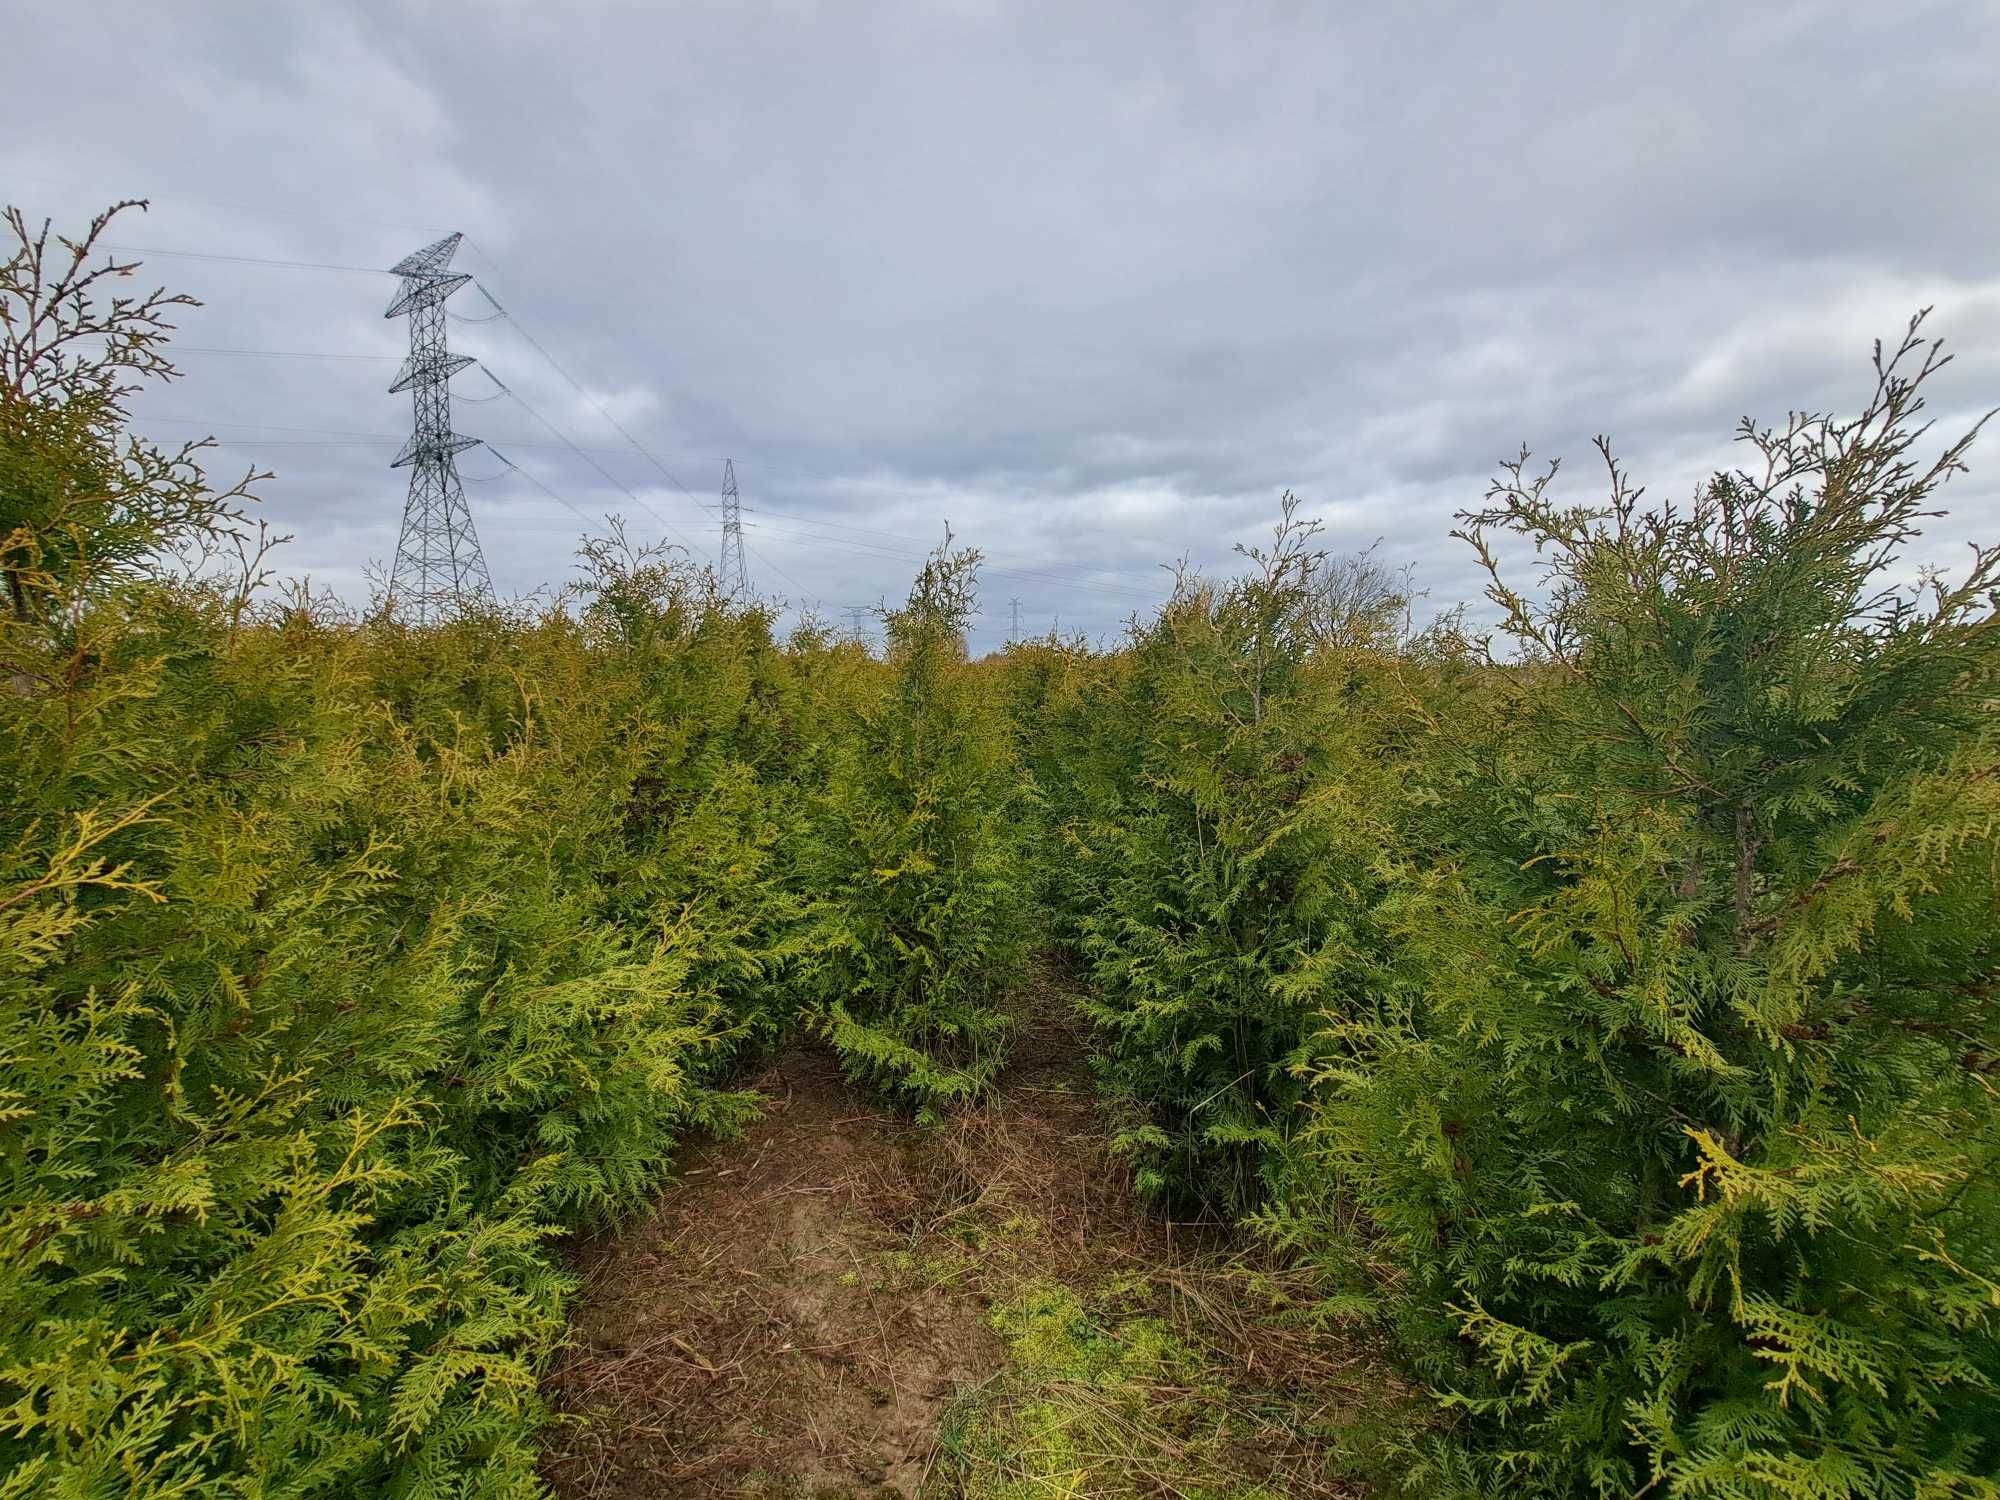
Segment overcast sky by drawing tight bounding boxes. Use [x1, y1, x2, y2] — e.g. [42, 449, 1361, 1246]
[7, 2, 1998, 651]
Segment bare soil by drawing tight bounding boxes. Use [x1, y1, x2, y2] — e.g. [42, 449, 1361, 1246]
[540, 972, 1378, 1498]
[542, 1047, 993, 1497]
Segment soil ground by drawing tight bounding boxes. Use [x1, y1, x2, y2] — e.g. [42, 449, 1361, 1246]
[540, 967, 1382, 1498]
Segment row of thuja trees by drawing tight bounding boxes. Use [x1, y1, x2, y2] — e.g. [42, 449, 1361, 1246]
[1010, 334, 2000, 1496]
[0, 205, 1025, 1495]
[4, 202, 1996, 1496]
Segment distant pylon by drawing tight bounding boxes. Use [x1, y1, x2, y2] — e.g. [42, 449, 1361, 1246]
[719, 458, 750, 597]
[385, 232, 490, 623]
[1009, 596, 1022, 643]
[846, 605, 869, 644]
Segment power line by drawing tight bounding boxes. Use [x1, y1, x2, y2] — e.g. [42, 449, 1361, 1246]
[4, 169, 459, 240]
[485, 447, 601, 531]
[103, 243, 393, 276]
[79, 340, 396, 361]
[145, 428, 1161, 603]
[469, 280, 711, 507]
[474, 364, 704, 558]
[737, 500, 1163, 596]
[462, 255, 1163, 604]
[180, 447, 1164, 607]
[95, 238, 1166, 613]
[488, 447, 802, 604]
[455, 254, 943, 613]
[460, 248, 907, 570]
[144, 413, 684, 457]
[743, 520, 1159, 602]
[484, 447, 812, 606]
[746, 538, 808, 604]
[159, 410, 1170, 600]
[148, 416, 403, 440]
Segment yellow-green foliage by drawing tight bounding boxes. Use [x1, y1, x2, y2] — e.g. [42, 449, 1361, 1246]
[810, 537, 1028, 1110]
[1009, 329, 2000, 1495]
[0, 206, 1012, 1494]
[1262, 337, 2000, 1495]
[0, 561, 813, 1494]
[1013, 500, 1398, 1212]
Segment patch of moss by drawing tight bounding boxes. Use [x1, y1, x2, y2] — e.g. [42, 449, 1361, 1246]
[928, 1282, 1301, 1500]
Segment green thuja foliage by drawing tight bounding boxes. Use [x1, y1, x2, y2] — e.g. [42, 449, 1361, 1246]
[1062, 499, 1393, 1212]
[0, 205, 798, 1495]
[560, 522, 838, 1044]
[812, 537, 1028, 1110]
[1289, 320, 2000, 1496]
[994, 629, 1107, 933]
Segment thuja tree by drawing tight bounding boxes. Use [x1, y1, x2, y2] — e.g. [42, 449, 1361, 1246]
[1078, 499, 1393, 1212]
[0, 201, 263, 632]
[1298, 320, 2000, 1496]
[558, 522, 838, 1045]
[812, 537, 1028, 1111]
[996, 631, 1130, 945]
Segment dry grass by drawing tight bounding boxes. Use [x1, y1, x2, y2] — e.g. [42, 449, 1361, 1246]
[540, 1054, 998, 1496]
[541, 962, 1390, 1498]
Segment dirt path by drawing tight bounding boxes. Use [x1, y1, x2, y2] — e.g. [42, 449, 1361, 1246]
[541, 976, 1379, 1498]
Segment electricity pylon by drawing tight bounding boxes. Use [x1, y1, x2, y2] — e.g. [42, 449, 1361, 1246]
[719, 458, 749, 597]
[1009, 596, 1022, 643]
[386, 232, 491, 623]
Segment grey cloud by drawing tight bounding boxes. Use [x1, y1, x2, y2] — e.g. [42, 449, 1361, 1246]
[5, 0, 1996, 651]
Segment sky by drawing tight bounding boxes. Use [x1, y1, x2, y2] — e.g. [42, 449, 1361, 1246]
[6, 1, 1998, 652]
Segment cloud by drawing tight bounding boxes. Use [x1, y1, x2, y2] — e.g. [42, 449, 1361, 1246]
[5, 0, 1996, 649]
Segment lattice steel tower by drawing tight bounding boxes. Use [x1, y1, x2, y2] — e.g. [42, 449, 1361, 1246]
[385, 232, 491, 622]
[719, 457, 750, 598]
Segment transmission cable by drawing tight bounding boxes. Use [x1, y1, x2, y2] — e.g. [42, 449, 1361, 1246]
[735, 497, 1174, 593]
[150, 418, 1161, 605]
[469, 281, 715, 510]
[100, 241, 1163, 608]
[460, 255, 1161, 602]
[103, 244, 392, 276]
[473, 365, 704, 557]
[741, 519, 1160, 602]
[744, 538, 809, 604]
[75, 339, 396, 362]
[484, 447, 602, 531]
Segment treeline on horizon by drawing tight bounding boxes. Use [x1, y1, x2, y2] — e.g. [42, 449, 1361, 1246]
[4, 202, 1997, 1498]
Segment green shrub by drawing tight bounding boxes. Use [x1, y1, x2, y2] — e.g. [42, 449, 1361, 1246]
[0, 205, 799, 1494]
[812, 537, 1028, 1111]
[1060, 500, 1393, 1212]
[1288, 321, 2000, 1496]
